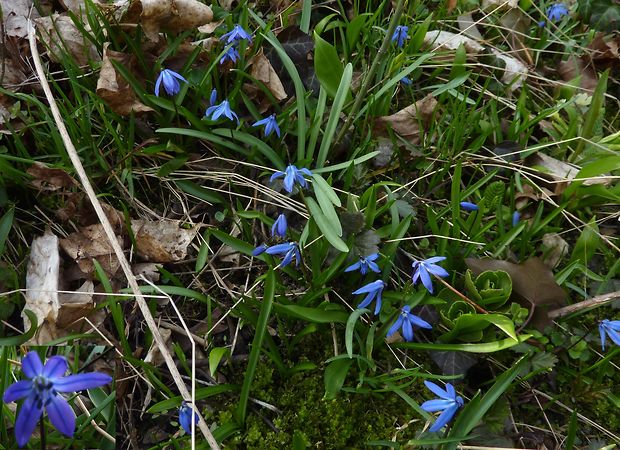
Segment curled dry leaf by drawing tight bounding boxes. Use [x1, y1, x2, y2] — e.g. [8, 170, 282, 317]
[250, 50, 288, 102]
[57, 280, 106, 330]
[60, 224, 124, 277]
[23, 229, 61, 344]
[131, 219, 199, 262]
[35, 15, 101, 66]
[197, 19, 224, 34]
[491, 49, 528, 90]
[2, 0, 40, 38]
[424, 30, 484, 53]
[374, 94, 437, 145]
[97, 45, 153, 115]
[27, 162, 77, 191]
[124, 0, 213, 42]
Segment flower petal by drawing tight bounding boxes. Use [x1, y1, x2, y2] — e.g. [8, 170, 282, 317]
[357, 292, 375, 310]
[2, 380, 33, 403]
[53, 372, 112, 393]
[154, 73, 163, 97]
[344, 261, 361, 273]
[43, 356, 68, 379]
[21, 352, 43, 378]
[606, 326, 620, 346]
[445, 383, 456, 400]
[419, 265, 434, 293]
[269, 170, 284, 182]
[402, 318, 414, 341]
[420, 398, 453, 412]
[387, 316, 404, 337]
[265, 243, 293, 256]
[428, 264, 449, 278]
[424, 256, 446, 264]
[409, 314, 433, 330]
[46, 394, 76, 437]
[15, 395, 43, 448]
[429, 403, 458, 432]
[424, 381, 450, 399]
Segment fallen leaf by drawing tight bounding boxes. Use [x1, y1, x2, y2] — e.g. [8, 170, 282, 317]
[491, 49, 528, 91]
[27, 162, 77, 191]
[541, 233, 569, 269]
[35, 14, 101, 66]
[424, 30, 485, 53]
[431, 350, 478, 376]
[144, 328, 172, 366]
[197, 19, 223, 34]
[499, 8, 533, 66]
[482, 0, 518, 8]
[96, 45, 153, 115]
[374, 94, 437, 144]
[56, 280, 106, 330]
[587, 33, 620, 64]
[60, 224, 125, 277]
[266, 26, 318, 94]
[2, 0, 40, 38]
[131, 219, 199, 262]
[132, 262, 161, 282]
[250, 50, 288, 102]
[457, 13, 484, 41]
[23, 229, 61, 344]
[557, 56, 598, 92]
[446, 0, 457, 13]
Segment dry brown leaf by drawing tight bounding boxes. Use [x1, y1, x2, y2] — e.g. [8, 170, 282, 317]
[23, 229, 61, 344]
[133, 262, 161, 282]
[97, 45, 153, 115]
[197, 19, 224, 34]
[27, 162, 77, 191]
[125, 0, 213, 42]
[56, 280, 106, 331]
[374, 94, 437, 144]
[541, 233, 569, 269]
[557, 56, 598, 92]
[131, 219, 199, 262]
[447, 0, 457, 13]
[144, 328, 172, 366]
[250, 50, 288, 102]
[2, 0, 40, 38]
[491, 50, 528, 90]
[525, 153, 608, 195]
[0, 57, 28, 89]
[499, 8, 533, 66]
[424, 30, 485, 53]
[35, 15, 100, 66]
[60, 224, 125, 277]
[587, 33, 620, 63]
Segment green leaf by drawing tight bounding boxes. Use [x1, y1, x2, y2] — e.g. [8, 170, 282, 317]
[312, 184, 342, 236]
[212, 129, 285, 170]
[440, 314, 518, 342]
[346, 308, 370, 358]
[0, 310, 38, 345]
[346, 14, 371, 51]
[0, 207, 14, 256]
[305, 197, 348, 252]
[176, 179, 224, 204]
[569, 217, 600, 265]
[464, 269, 512, 309]
[565, 155, 620, 198]
[273, 303, 349, 323]
[147, 384, 237, 413]
[324, 357, 353, 399]
[395, 334, 532, 353]
[313, 32, 344, 98]
[209, 347, 230, 377]
[312, 151, 380, 174]
[311, 174, 341, 206]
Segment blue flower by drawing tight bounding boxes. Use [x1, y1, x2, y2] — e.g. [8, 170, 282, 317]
[352, 280, 386, 315]
[539, 3, 569, 26]
[459, 201, 479, 212]
[253, 114, 281, 137]
[420, 381, 464, 432]
[599, 319, 620, 351]
[387, 305, 432, 341]
[2, 351, 112, 447]
[265, 242, 301, 267]
[512, 211, 521, 227]
[220, 46, 240, 65]
[391, 25, 409, 48]
[179, 401, 199, 434]
[270, 165, 312, 193]
[272, 214, 287, 238]
[155, 68, 188, 97]
[252, 243, 268, 256]
[205, 89, 239, 123]
[221, 24, 252, 44]
[412, 256, 449, 294]
[400, 76, 413, 86]
[345, 253, 381, 275]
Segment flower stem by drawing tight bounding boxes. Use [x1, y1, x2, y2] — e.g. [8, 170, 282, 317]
[40, 419, 46, 450]
[435, 276, 489, 314]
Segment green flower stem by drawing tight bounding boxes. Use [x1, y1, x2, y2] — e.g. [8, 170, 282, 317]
[333, 0, 407, 148]
[435, 277, 489, 314]
[40, 419, 46, 450]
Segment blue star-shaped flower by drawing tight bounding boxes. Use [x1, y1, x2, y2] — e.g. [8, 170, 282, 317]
[253, 114, 281, 137]
[400, 76, 413, 86]
[539, 2, 569, 26]
[155, 68, 188, 97]
[345, 253, 381, 275]
[459, 201, 479, 212]
[205, 89, 239, 123]
[387, 305, 432, 341]
[412, 256, 449, 294]
[352, 280, 386, 315]
[599, 319, 620, 351]
[221, 24, 252, 44]
[220, 45, 240, 65]
[391, 25, 409, 48]
[179, 401, 199, 434]
[2, 351, 112, 447]
[252, 243, 268, 256]
[265, 242, 301, 267]
[269, 165, 312, 193]
[271, 213, 287, 238]
[421, 381, 464, 432]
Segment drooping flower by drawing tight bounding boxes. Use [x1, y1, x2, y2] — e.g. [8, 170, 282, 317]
[512, 211, 521, 227]
[391, 25, 409, 48]
[420, 381, 464, 432]
[155, 68, 188, 97]
[269, 165, 312, 193]
[220, 45, 240, 65]
[205, 89, 239, 123]
[271, 214, 288, 238]
[253, 114, 281, 137]
[387, 305, 432, 341]
[2, 351, 112, 447]
[265, 242, 301, 267]
[221, 24, 252, 44]
[459, 201, 479, 212]
[539, 2, 569, 26]
[599, 319, 620, 351]
[179, 401, 199, 435]
[352, 280, 386, 315]
[411, 256, 449, 294]
[345, 253, 381, 275]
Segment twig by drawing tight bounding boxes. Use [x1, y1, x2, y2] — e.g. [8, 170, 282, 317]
[435, 277, 489, 314]
[75, 396, 115, 444]
[27, 22, 219, 450]
[548, 290, 620, 319]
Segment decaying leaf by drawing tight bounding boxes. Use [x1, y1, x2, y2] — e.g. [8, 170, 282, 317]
[144, 328, 172, 366]
[491, 49, 528, 91]
[250, 50, 288, 102]
[197, 19, 224, 34]
[56, 280, 106, 330]
[35, 14, 101, 66]
[96, 45, 153, 116]
[374, 94, 437, 144]
[124, 0, 213, 42]
[431, 350, 478, 376]
[541, 233, 569, 269]
[424, 30, 485, 53]
[457, 13, 484, 41]
[557, 57, 598, 92]
[60, 224, 124, 277]
[23, 229, 61, 344]
[499, 8, 533, 66]
[27, 162, 77, 191]
[482, 0, 518, 8]
[2, 0, 40, 38]
[131, 219, 199, 262]
[525, 153, 608, 195]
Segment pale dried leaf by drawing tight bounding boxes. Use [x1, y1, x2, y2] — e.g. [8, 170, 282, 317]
[482, 0, 518, 9]
[96, 45, 153, 115]
[144, 328, 172, 366]
[57, 280, 105, 330]
[457, 13, 484, 41]
[24, 229, 60, 344]
[375, 94, 437, 144]
[491, 49, 528, 91]
[0, 58, 27, 89]
[424, 30, 485, 53]
[27, 162, 77, 191]
[35, 15, 100, 66]
[2, 0, 40, 38]
[197, 19, 223, 34]
[541, 233, 569, 269]
[60, 224, 124, 277]
[133, 262, 161, 282]
[131, 220, 199, 262]
[250, 50, 288, 101]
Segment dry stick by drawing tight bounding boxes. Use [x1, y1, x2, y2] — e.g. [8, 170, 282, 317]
[27, 22, 220, 450]
[434, 276, 489, 314]
[548, 290, 620, 319]
[75, 396, 115, 444]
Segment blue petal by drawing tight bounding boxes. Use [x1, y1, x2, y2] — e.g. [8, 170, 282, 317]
[283, 171, 295, 193]
[445, 383, 456, 400]
[169, 70, 187, 82]
[179, 403, 198, 434]
[387, 316, 404, 337]
[299, 168, 312, 176]
[252, 244, 268, 256]
[600, 322, 607, 350]
[43, 355, 68, 379]
[46, 394, 75, 437]
[154, 73, 163, 97]
[357, 292, 375, 310]
[427, 264, 449, 278]
[280, 249, 294, 267]
[419, 265, 434, 293]
[424, 256, 446, 264]
[368, 260, 381, 273]
[209, 89, 218, 106]
[512, 211, 521, 227]
[409, 314, 432, 329]
[402, 317, 414, 341]
[344, 261, 361, 272]
[293, 246, 302, 266]
[270, 170, 284, 182]
[373, 292, 382, 315]
[2, 380, 33, 403]
[15, 395, 43, 448]
[424, 380, 450, 399]
[429, 403, 458, 432]
[459, 201, 479, 211]
[53, 372, 112, 393]
[265, 243, 294, 256]
[22, 352, 43, 378]
[253, 117, 270, 127]
[352, 280, 384, 295]
[420, 398, 453, 412]
[606, 320, 620, 331]
[606, 327, 620, 347]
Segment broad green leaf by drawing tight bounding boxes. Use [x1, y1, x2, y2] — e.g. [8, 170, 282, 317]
[209, 347, 230, 377]
[147, 384, 237, 413]
[324, 357, 353, 399]
[311, 174, 341, 206]
[395, 334, 532, 353]
[569, 217, 600, 265]
[313, 32, 344, 98]
[440, 314, 518, 342]
[346, 14, 371, 50]
[346, 308, 370, 358]
[0, 207, 14, 256]
[176, 179, 224, 204]
[273, 303, 349, 323]
[0, 310, 38, 345]
[305, 197, 348, 252]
